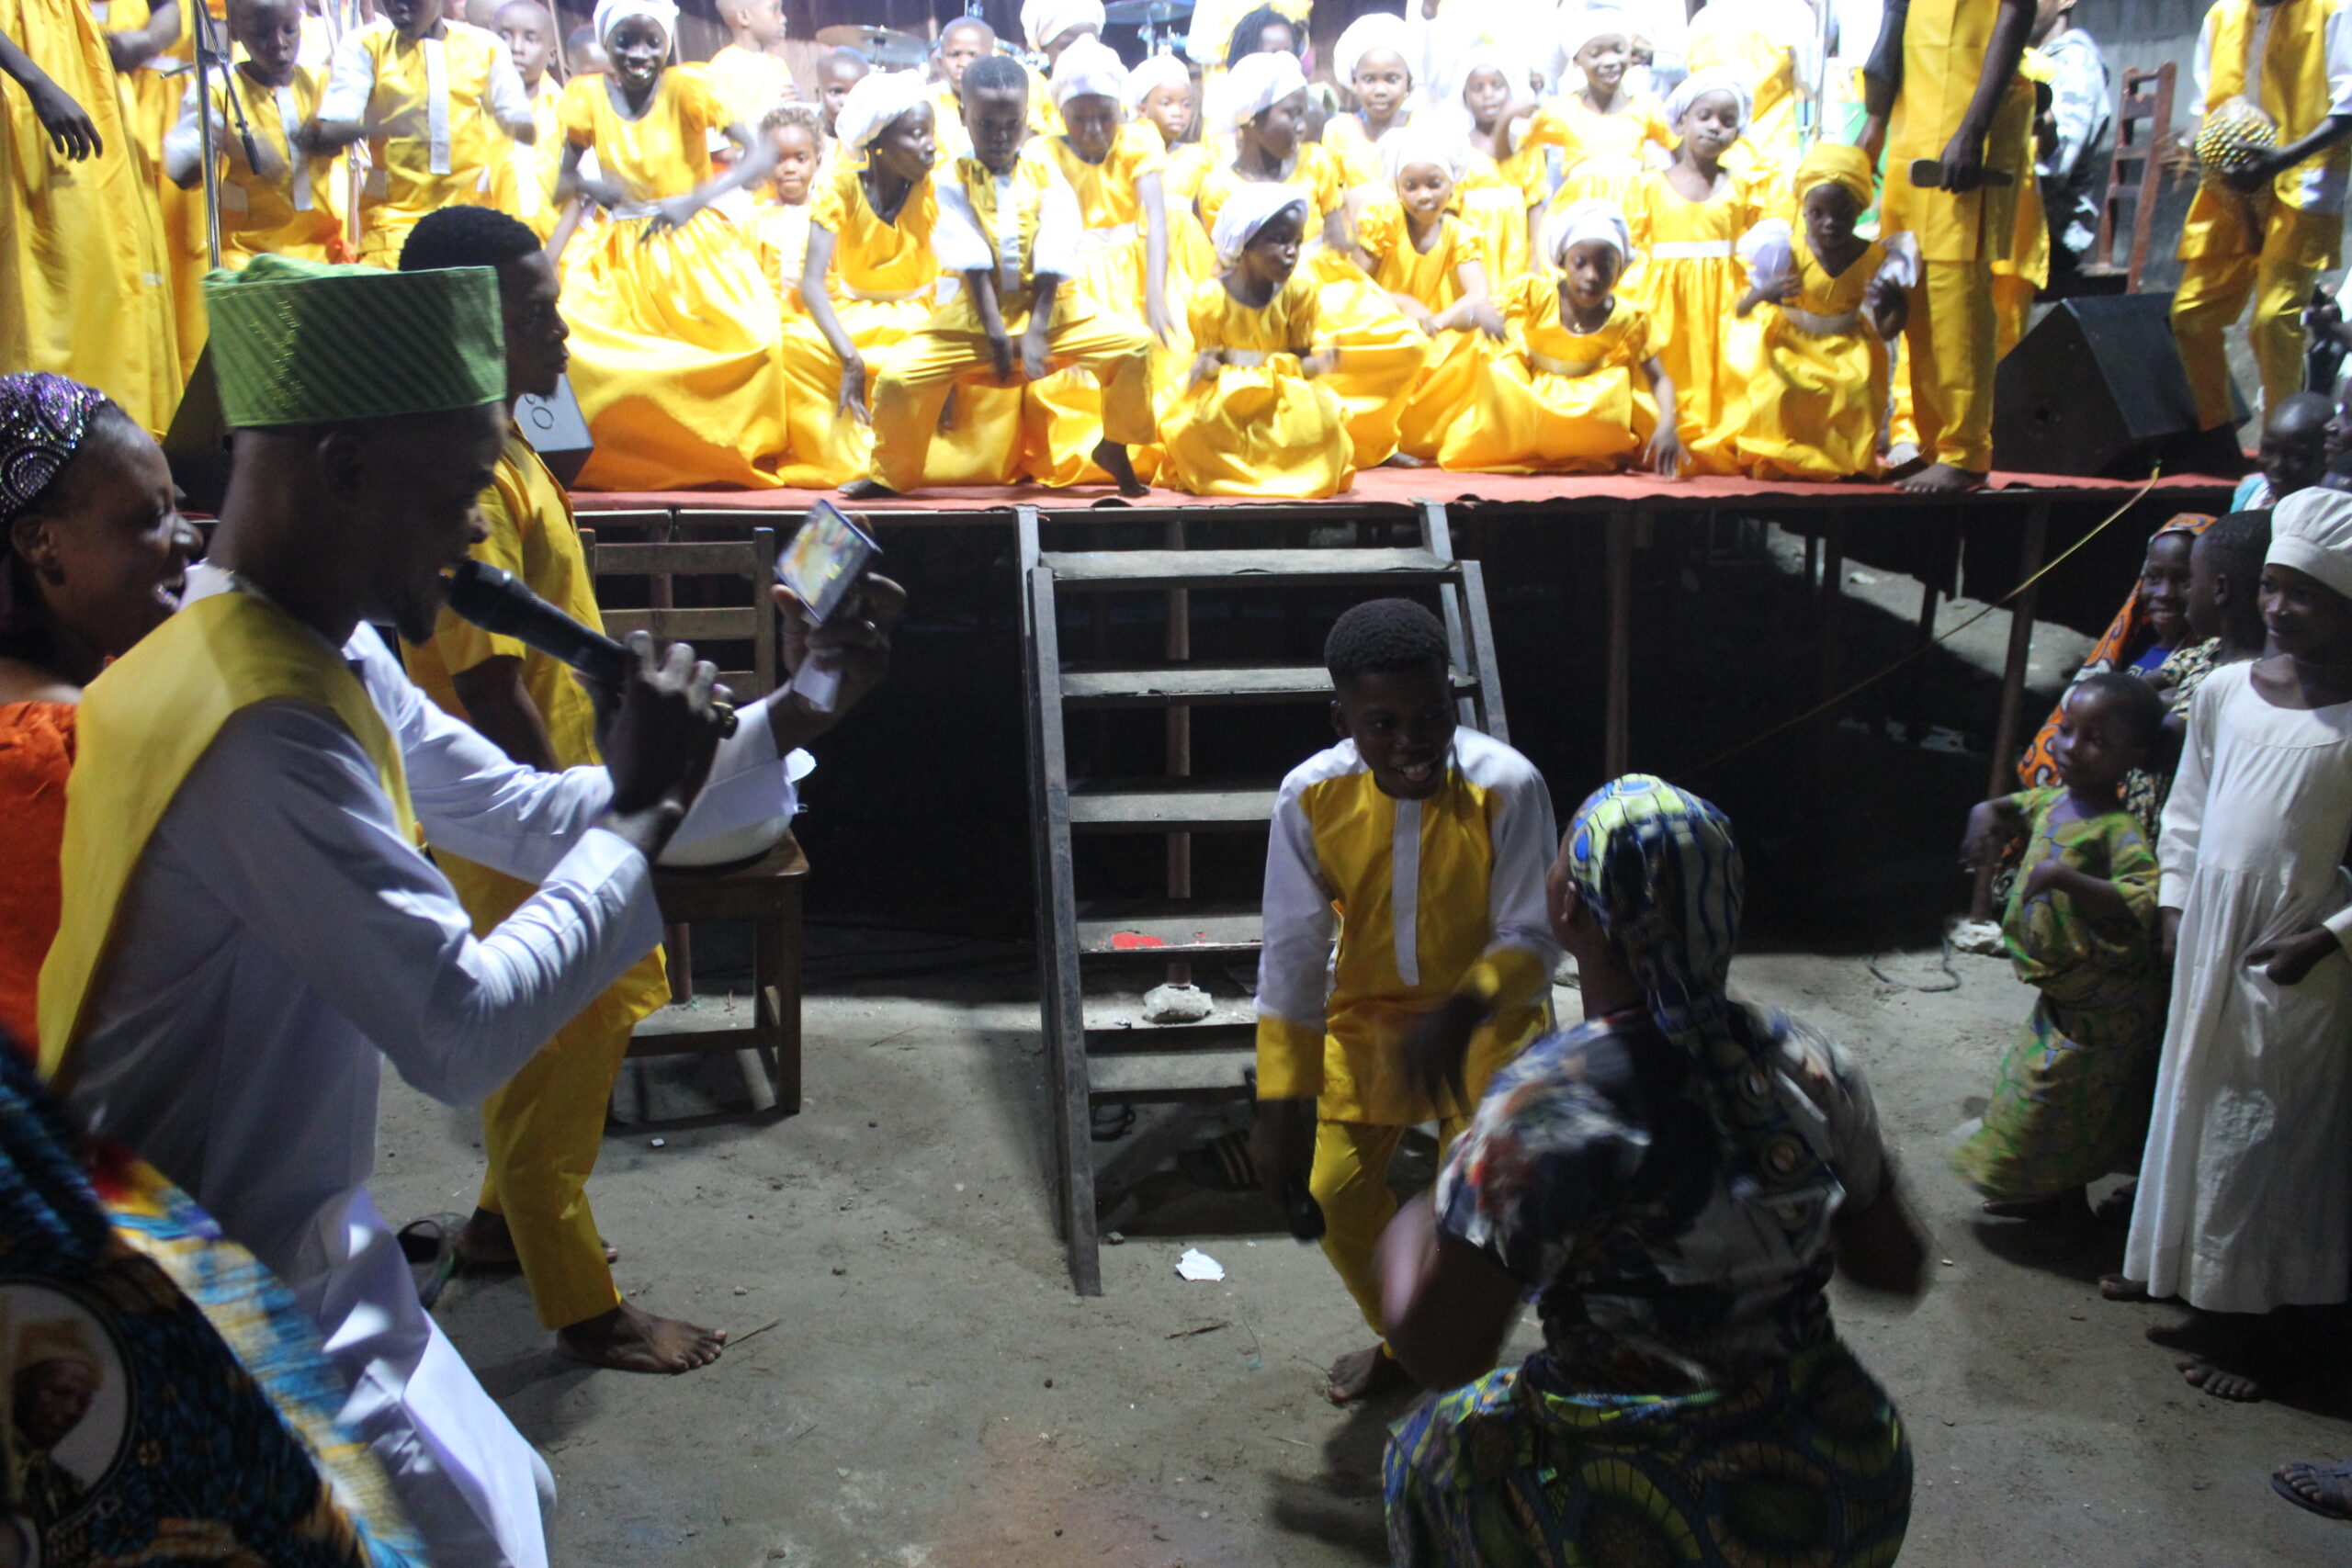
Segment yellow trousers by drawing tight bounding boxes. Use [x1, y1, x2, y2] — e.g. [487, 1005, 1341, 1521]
[1904, 258, 1996, 473]
[1992, 272, 2036, 363]
[868, 310, 1156, 493]
[2171, 234, 2324, 432]
[1310, 1116, 1467, 1343]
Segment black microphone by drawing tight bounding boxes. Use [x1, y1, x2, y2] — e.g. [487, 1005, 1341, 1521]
[441, 559, 737, 735]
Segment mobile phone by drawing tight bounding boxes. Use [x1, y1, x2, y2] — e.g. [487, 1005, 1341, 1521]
[774, 499, 881, 626]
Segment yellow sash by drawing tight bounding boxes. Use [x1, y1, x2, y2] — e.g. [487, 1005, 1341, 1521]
[37, 591, 416, 1087]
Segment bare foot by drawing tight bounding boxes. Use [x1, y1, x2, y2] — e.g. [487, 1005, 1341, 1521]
[2274, 1461, 2352, 1519]
[1380, 452, 1428, 468]
[2178, 1359, 2262, 1402]
[556, 1300, 727, 1373]
[1326, 1344, 1417, 1406]
[1091, 438, 1149, 498]
[840, 478, 898, 501]
[1895, 461, 1986, 495]
[453, 1208, 619, 1270]
[2098, 1272, 2151, 1302]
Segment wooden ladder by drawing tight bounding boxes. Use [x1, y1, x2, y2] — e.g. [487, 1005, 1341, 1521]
[1017, 501, 1512, 1295]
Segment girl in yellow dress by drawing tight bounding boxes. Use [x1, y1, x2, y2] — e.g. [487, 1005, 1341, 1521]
[1449, 44, 1545, 287]
[1323, 9, 1418, 195]
[1733, 144, 1918, 481]
[1023, 39, 1183, 486]
[1520, 6, 1673, 209]
[750, 102, 821, 317]
[1622, 71, 1762, 475]
[1197, 50, 1430, 468]
[554, 0, 789, 491]
[1682, 0, 1811, 207]
[1440, 197, 1679, 475]
[1129, 52, 1220, 292]
[1162, 185, 1354, 500]
[1355, 129, 1506, 464]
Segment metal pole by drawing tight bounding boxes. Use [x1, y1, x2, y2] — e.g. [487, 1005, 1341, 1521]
[194, 6, 221, 268]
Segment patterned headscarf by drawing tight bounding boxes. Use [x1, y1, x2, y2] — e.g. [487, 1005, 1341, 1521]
[0, 373, 110, 527]
[1564, 775, 1830, 1202]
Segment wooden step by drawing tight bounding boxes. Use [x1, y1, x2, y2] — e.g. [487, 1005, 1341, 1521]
[1076, 904, 1262, 961]
[1041, 547, 1457, 592]
[1067, 780, 1277, 832]
[1083, 1017, 1257, 1102]
[1058, 665, 1481, 708]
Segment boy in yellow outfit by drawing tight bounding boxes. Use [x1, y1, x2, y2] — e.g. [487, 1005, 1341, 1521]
[845, 56, 1154, 497]
[488, 0, 563, 238]
[1864, 0, 2036, 494]
[2170, 0, 2352, 433]
[312, 0, 538, 264]
[1251, 599, 1558, 1404]
[706, 0, 796, 130]
[397, 207, 722, 1374]
[161, 0, 345, 264]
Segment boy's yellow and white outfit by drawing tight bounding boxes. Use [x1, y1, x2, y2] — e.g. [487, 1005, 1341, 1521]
[491, 73, 566, 241]
[1876, 0, 2034, 474]
[399, 426, 677, 1336]
[1255, 728, 1558, 1341]
[706, 40, 796, 129]
[2172, 0, 2352, 430]
[865, 152, 1156, 492]
[162, 61, 347, 264]
[320, 16, 533, 264]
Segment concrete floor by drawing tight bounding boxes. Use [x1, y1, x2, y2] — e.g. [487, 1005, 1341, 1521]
[373, 940, 2350, 1568]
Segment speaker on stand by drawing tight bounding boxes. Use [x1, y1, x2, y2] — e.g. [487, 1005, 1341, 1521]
[1992, 292, 2249, 478]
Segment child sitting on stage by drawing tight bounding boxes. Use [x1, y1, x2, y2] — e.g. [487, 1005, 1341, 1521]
[1199, 51, 1430, 469]
[1623, 71, 1763, 474]
[847, 56, 1153, 499]
[1733, 143, 1917, 481]
[751, 103, 822, 315]
[1442, 198, 1679, 476]
[553, 0, 789, 491]
[1251, 597, 1557, 1404]
[1353, 129, 1505, 465]
[1954, 672, 2168, 1225]
[1022, 39, 1184, 486]
[161, 0, 345, 265]
[1161, 188, 1351, 499]
[489, 0, 566, 239]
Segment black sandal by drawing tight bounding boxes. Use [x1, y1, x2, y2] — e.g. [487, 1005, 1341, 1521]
[2272, 1463, 2352, 1521]
[397, 1213, 462, 1310]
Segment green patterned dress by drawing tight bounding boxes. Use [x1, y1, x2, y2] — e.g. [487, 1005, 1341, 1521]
[1951, 786, 2165, 1202]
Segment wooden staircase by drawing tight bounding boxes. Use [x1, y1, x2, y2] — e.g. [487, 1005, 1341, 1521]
[1017, 501, 1512, 1293]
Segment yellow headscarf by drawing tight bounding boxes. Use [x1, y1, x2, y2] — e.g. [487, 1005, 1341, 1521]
[13, 1319, 102, 1381]
[1793, 142, 1875, 212]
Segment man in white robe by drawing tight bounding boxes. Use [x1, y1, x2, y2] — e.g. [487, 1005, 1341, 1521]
[38, 254, 902, 1568]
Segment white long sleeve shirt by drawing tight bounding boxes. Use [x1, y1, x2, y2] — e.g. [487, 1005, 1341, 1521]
[65, 566, 804, 1289]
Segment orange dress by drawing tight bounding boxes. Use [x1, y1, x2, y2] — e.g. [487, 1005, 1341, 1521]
[0, 702, 74, 1055]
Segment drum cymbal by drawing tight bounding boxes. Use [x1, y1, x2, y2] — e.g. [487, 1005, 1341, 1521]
[813, 23, 929, 68]
[1103, 0, 1193, 21]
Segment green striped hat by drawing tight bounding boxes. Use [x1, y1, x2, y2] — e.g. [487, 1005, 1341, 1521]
[202, 255, 504, 429]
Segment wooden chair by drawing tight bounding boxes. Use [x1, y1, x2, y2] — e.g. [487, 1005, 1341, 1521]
[2081, 62, 2177, 293]
[582, 524, 807, 1116]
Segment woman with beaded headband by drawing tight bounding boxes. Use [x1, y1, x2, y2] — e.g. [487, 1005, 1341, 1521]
[0, 372, 202, 1054]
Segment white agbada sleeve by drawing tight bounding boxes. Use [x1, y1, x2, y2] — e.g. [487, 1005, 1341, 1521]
[1481, 759, 1560, 974]
[1254, 773, 1338, 1097]
[319, 25, 379, 124]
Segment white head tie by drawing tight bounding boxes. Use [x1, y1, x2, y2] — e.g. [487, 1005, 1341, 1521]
[1664, 68, 1750, 130]
[2270, 484, 2352, 600]
[1334, 10, 1411, 88]
[1212, 180, 1310, 265]
[1223, 49, 1308, 131]
[1546, 196, 1630, 265]
[1052, 38, 1127, 107]
[593, 0, 675, 51]
[1124, 51, 1191, 115]
[835, 70, 931, 152]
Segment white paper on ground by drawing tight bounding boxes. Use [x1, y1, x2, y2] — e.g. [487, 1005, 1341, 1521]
[1176, 1247, 1226, 1282]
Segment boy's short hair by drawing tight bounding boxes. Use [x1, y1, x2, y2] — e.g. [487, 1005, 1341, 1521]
[761, 101, 825, 141]
[1325, 598, 1449, 682]
[2071, 670, 2168, 756]
[399, 205, 541, 274]
[964, 54, 1027, 98]
[2204, 508, 2274, 589]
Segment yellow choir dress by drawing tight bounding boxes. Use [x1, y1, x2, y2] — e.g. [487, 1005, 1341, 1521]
[1021, 122, 1181, 486]
[1521, 93, 1673, 207]
[492, 74, 565, 241]
[1161, 272, 1354, 499]
[705, 43, 794, 130]
[102, 0, 213, 372]
[1197, 145, 1430, 468]
[0, 0, 180, 434]
[750, 194, 812, 315]
[1323, 108, 1408, 190]
[777, 161, 1025, 487]
[1354, 197, 1492, 463]
[1156, 135, 1222, 280]
[1735, 226, 1917, 480]
[1440, 276, 1657, 472]
[1456, 148, 1538, 285]
[1622, 168, 1764, 474]
[327, 17, 515, 265]
[557, 65, 792, 491]
[169, 62, 346, 265]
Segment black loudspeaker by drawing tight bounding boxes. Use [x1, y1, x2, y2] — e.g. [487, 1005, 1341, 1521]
[513, 374, 594, 486]
[1992, 292, 2248, 478]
